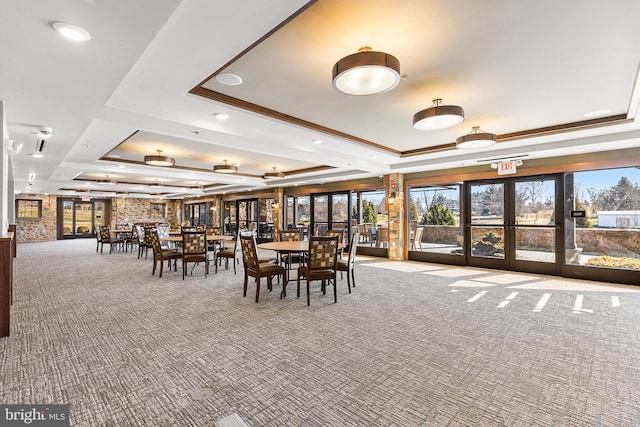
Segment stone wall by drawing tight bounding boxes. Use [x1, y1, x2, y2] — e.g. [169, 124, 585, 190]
[16, 194, 184, 242]
[420, 225, 640, 256]
[15, 194, 57, 242]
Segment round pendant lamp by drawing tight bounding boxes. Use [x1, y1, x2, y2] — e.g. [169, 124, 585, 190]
[332, 46, 400, 96]
[144, 149, 175, 167]
[413, 99, 465, 131]
[456, 126, 497, 149]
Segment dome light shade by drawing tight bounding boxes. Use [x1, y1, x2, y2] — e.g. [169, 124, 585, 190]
[456, 126, 497, 149]
[263, 167, 285, 179]
[144, 149, 175, 167]
[413, 99, 465, 130]
[332, 47, 400, 96]
[213, 160, 238, 173]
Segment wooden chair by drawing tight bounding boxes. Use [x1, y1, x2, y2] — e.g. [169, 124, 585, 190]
[215, 233, 239, 274]
[149, 230, 181, 278]
[297, 235, 339, 306]
[279, 229, 303, 277]
[240, 234, 286, 302]
[182, 230, 208, 279]
[325, 229, 345, 258]
[127, 224, 138, 254]
[337, 231, 359, 292]
[97, 225, 123, 254]
[143, 226, 155, 259]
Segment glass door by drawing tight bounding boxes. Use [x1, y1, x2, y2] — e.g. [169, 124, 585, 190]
[466, 175, 562, 275]
[59, 199, 107, 239]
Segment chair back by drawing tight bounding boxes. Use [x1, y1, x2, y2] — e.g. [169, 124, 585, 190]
[414, 227, 423, 242]
[307, 235, 339, 270]
[347, 231, 359, 265]
[98, 225, 111, 241]
[280, 229, 301, 242]
[149, 230, 162, 254]
[196, 224, 205, 231]
[157, 224, 170, 243]
[135, 225, 145, 244]
[325, 229, 344, 244]
[240, 233, 259, 271]
[182, 230, 207, 255]
[144, 226, 155, 245]
[182, 226, 197, 232]
[207, 226, 222, 235]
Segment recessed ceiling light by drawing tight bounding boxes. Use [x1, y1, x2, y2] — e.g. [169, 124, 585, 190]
[574, 148, 585, 153]
[215, 73, 242, 86]
[107, 154, 121, 158]
[213, 113, 229, 120]
[584, 109, 611, 118]
[30, 153, 44, 158]
[312, 139, 322, 144]
[118, 165, 126, 168]
[370, 155, 378, 159]
[52, 22, 91, 42]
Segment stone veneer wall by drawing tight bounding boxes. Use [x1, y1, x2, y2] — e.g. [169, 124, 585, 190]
[111, 197, 182, 229]
[15, 194, 57, 242]
[16, 195, 183, 243]
[420, 225, 640, 256]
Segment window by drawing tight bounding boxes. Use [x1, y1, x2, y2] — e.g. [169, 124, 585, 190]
[16, 199, 42, 219]
[150, 203, 166, 218]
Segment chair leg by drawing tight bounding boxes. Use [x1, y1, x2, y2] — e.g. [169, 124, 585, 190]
[152, 259, 157, 276]
[306, 278, 311, 306]
[159, 259, 164, 278]
[182, 260, 186, 280]
[255, 278, 261, 303]
[281, 273, 287, 298]
[233, 257, 237, 274]
[351, 269, 356, 288]
[243, 273, 248, 297]
[346, 270, 352, 293]
[297, 276, 301, 298]
[333, 278, 337, 303]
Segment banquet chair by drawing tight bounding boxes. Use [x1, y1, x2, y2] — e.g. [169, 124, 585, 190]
[297, 235, 339, 306]
[182, 230, 209, 279]
[240, 234, 286, 302]
[149, 230, 181, 278]
[98, 225, 123, 254]
[215, 233, 239, 274]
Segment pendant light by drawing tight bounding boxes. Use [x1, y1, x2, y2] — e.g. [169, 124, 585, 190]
[413, 99, 465, 130]
[263, 167, 285, 179]
[144, 149, 175, 167]
[213, 159, 238, 174]
[456, 126, 497, 149]
[332, 46, 400, 96]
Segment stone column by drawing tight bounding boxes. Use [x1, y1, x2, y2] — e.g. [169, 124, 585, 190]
[273, 188, 284, 240]
[387, 173, 404, 260]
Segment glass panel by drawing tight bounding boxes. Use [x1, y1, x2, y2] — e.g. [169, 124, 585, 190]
[258, 199, 274, 240]
[297, 196, 310, 240]
[566, 167, 640, 271]
[515, 226, 555, 262]
[74, 203, 93, 236]
[238, 201, 247, 231]
[247, 200, 258, 234]
[357, 190, 387, 247]
[470, 183, 504, 225]
[470, 226, 505, 259]
[331, 193, 349, 232]
[223, 202, 236, 234]
[93, 201, 104, 228]
[63, 201, 74, 236]
[313, 194, 328, 236]
[286, 197, 295, 229]
[408, 185, 462, 255]
[515, 180, 556, 226]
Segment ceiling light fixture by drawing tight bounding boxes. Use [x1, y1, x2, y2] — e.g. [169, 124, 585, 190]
[148, 180, 165, 188]
[52, 22, 91, 42]
[215, 73, 243, 86]
[96, 175, 116, 185]
[213, 113, 229, 120]
[456, 126, 497, 149]
[413, 99, 465, 130]
[332, 46, 400, 96]
[264, 166, 285, 179]
[213, 159, 238, 174]
[144, 149, 175, 167]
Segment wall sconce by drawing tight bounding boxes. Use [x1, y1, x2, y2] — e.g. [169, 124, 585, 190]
[388, 191, 396, 205]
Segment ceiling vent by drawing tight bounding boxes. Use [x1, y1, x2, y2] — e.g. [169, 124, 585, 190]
[35, 139, 48, 153]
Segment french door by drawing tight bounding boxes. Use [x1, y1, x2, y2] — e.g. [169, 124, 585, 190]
[58, 199, 107, 239]
[465, 175, 563, 275]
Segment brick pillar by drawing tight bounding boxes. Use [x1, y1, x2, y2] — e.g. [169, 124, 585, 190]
[387, 173, 404, 261]
[273, 188, 284, 241]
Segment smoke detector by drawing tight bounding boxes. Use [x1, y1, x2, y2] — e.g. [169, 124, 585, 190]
[37, 127, 53, 139]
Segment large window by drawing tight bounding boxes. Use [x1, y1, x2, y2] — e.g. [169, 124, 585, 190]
[354, 190, 388, 249]
[16, 199, 42, 219]
[408, 185, 462, 255]
[566, 167, 640, 271]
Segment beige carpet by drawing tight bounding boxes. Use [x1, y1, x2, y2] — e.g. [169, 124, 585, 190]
[1, 239, 639, 426]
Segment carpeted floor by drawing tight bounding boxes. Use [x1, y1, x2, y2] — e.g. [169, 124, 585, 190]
[1, 239, 640, 426]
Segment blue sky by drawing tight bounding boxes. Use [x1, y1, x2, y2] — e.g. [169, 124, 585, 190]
[575, 167, 640, 191]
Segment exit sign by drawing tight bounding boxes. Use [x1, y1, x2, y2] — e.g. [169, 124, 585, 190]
[497, 160, 517, 175]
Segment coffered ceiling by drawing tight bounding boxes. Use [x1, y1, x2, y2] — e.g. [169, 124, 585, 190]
[2, 0, 640, 199]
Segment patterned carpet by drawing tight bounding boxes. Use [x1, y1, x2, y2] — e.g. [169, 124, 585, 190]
[1, 239, 640, 426]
